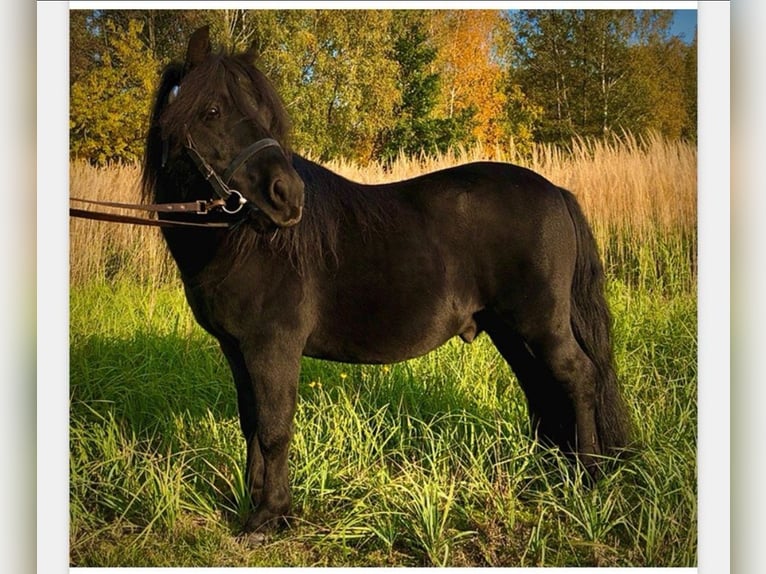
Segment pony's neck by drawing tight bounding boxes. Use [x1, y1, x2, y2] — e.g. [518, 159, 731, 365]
[159, 155, 394, 281]
[162, 228, 228, 278]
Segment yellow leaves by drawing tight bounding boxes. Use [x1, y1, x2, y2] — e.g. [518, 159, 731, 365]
[70, 17, 159, 165]
[430, 11, 510, 148]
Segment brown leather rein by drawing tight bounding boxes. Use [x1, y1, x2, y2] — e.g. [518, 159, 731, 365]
[69, 197, 233, 229]
[70, 134, 283, 229]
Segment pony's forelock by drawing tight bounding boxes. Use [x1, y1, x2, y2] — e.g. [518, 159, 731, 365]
[142, 62, 184, 202]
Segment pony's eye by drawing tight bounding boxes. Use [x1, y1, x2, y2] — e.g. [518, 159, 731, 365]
[205, 105, 220, 120]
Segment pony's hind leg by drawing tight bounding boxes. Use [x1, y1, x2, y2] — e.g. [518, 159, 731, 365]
[529, 327, 602, 475]
[480, 310, 576, 453]
[482, 308, 602, 475]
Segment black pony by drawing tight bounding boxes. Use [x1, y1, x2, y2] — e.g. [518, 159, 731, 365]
[142, 27, 631, 535]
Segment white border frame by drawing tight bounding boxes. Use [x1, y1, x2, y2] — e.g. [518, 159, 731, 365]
[38, 2, 731, 572]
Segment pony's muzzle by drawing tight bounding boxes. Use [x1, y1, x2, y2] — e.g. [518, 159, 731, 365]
[268, 176, 304, 227]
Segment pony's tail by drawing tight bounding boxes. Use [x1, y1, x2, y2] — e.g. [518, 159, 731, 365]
[560, 188, 633, 455]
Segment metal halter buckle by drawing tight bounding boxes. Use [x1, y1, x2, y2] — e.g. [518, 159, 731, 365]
[195, 200, 209, 215]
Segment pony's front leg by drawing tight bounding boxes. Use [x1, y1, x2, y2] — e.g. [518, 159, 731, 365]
[238, 338, 301, 535]
[219, 341, 266, 512]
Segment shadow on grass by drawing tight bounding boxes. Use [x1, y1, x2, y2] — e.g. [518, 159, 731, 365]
[70, 329, 527, 442]
[69, 329, 637, 560]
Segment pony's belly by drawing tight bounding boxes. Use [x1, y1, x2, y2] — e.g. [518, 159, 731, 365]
[304, 305, 479, 364]
[303, 331, 452, 364]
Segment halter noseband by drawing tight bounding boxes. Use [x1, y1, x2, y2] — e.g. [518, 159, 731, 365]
[184, 133, 282, 214]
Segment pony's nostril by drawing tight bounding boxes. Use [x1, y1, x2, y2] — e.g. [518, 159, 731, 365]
[270, 178, 289, 204]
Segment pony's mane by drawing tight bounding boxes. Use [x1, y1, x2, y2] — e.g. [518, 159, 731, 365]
[142, 48, 395, 275]
[252, 155, 397, 272]
[141, 61, 183, 203]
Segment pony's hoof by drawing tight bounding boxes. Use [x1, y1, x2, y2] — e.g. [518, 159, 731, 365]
[241, 509, 290, 545]
[239, 530, 269, 547]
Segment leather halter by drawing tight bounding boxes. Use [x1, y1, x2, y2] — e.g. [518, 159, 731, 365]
[70, 134, 284, 229]
[183, 133, 282, 215]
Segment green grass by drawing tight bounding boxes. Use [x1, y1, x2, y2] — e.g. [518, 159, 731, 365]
[69, 278, 697, 567]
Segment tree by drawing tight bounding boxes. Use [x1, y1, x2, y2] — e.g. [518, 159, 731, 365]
[510, 10, 638, 142]
[70, 10, 101, 87]
[216, 9, 259, 53]
[510, 10, 578, 142]
[430, 11, 509, 148]
[70, 16, 159, 164]
[492, 14, 542, 154]
[242, 10, 401, 162]
[375, 12, 474, 161]
[508, 9, 695, 143]
[499, 80, 544, 155]
[575, 11, 635, 136]
[69, 10, 401, 164]
[627, 36, 691, 139]
[620, 10, 696, 140]
[69, 9, 695, 164]
[682, 32, 697, 141]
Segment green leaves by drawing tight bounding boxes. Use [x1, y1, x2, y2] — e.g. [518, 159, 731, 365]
[238, 10, 400, 163]
[69, 10, 696, 166]
[376, 12, 474, 162]
[70, 18, 159, 165]
[508, 10, 696, 142]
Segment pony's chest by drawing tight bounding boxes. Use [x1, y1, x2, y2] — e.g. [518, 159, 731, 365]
[181, 265, 311, 343]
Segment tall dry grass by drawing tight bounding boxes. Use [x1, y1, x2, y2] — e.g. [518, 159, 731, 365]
[70, 161, 177, 285]
[70, 133, 696, 291]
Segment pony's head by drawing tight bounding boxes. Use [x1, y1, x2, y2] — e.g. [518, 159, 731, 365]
[143, 26, 304, 228]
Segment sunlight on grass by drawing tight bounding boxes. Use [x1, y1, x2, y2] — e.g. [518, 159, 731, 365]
[69, 135, 696, 567]
[69, 280, 696, 567]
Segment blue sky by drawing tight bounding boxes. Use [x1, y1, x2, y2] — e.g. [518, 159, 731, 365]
[670, 10, 697, 44]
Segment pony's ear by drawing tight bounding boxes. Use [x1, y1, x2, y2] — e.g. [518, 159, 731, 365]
[243, 39, 259, 65]
[185, 25, 211, 70]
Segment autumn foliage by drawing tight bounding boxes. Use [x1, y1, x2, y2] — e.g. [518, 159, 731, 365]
[69, 9, 696, 165]
[429, 11, 509, 148]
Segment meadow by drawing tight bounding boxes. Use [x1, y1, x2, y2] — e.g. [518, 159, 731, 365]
[69, 134, 697, 567]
